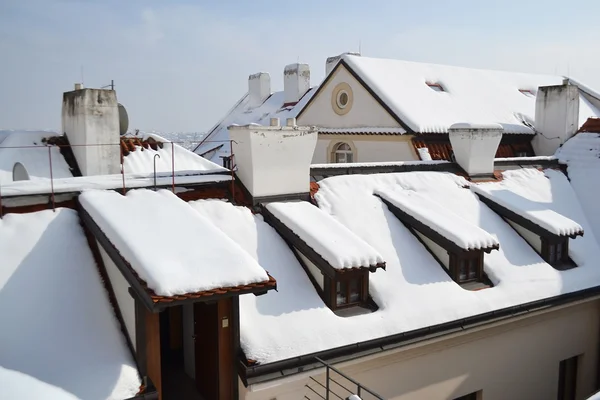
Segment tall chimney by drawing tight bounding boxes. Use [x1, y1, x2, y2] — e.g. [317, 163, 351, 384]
[448, 123, 503, 177]
[532, 82, 580, 156]
[248, 72, 271, 109]
[325, 52, 361, 76]
[61, 88, 120, 176]
[283, 63, 310, 104]
[228, 123, 317, 201]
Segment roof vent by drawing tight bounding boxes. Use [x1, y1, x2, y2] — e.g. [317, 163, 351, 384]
[448, 123, 503, 177]
[74, 83, 83, 90]
[270, 117, 280, 127]
[286, 117, 297, 127]
[426, 82, 445, 92]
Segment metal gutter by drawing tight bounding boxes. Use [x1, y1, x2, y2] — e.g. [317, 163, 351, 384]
[243, 285, 600, 385]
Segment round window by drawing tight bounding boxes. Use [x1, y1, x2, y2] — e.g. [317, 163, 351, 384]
[337, 91, 349, 108]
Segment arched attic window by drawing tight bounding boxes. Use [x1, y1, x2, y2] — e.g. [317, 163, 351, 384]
[333, 142, 353, 163]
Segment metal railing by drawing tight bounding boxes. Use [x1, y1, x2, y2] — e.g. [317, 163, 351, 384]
[0, 138, 236, 217]
[304, 357, 385, 400]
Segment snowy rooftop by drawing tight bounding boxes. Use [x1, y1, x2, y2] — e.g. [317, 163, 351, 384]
[79, 189, 269, 296]
[471, 177, 584, 237]
[342, 55, 600, 134]
[0, 209, 140, 399]
[191, 169, 600, 365]
[375, 187, 499, 251]
[194, 88, 317, 164]
[265, 201, 384, 269]
[0, 130, 72, 184]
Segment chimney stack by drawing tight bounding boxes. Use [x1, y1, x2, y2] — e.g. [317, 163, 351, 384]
[326, 52, 361, 76]
[532, 82, 580, 156]
[228, 123, 317, 202]
[448, 123, 503, 178]
[62, 88, 120, 176]
[283, 63, 310, 104]
[248, 72, 271, 109]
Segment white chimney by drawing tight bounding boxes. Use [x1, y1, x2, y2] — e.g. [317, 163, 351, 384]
[283, 63, 310, 104]
[248, 72, 271, 109]
[325, 52, 361, 76]
[532, 83, 580, 156]
[62, 88, 120, 176]
[448, 123, 503, 177]
[270, 117, 280, 127]
[74, 83, 84, 90]
[229, 123, 317, 199]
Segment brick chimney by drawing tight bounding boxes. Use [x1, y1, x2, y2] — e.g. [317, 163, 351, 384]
[62, 87, 120, 176]
[228, 119, 317, 202]
[449, 123, 503, 178]
[283, 63, 310, 105]
[248, 72, 271, 109]
[532, 81, 580, 156]
[325, 52, 360, 76]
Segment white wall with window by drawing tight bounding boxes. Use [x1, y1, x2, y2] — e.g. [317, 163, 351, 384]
[332, 142, 354, 163]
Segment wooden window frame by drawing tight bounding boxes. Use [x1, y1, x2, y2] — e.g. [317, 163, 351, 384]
[558, 355, 579, 400]
[324, 270, 369, 310]
[542, 237, 569, 266]
[449, 252, 483, 283]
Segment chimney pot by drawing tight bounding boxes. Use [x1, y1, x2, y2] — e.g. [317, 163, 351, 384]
[286, 117, 296, 127]
[74, 83, 84, 90]
[448, 123, 503, 177]
[270, 118, 280, 127]
[283, 63, 310, 104]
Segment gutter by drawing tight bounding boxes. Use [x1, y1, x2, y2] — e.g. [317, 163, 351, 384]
[243, 284, 600, 385]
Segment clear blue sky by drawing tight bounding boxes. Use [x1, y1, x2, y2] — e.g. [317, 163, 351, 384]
[1, 0, 598, 132]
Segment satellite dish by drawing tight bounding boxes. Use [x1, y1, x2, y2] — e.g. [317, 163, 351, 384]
[13, 162, 30, 181]
[118, 103, 129, 136]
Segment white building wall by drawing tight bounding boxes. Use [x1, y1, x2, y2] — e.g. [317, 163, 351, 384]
[508, 221, 542, 253]
[416, 232, 450, 269]
[97, 242, 136, 350]
[312, 135, 418, 164]
[295, 249, 324, 290]
[242, 299, 600, 400]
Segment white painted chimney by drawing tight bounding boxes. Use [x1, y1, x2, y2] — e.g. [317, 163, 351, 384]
[283, 63, 310, 104]
[61, 88, 120, 176]
[228, 123, 317, 199]
[448, 123, 503, 177]
[532, 82, 580, 156]
[325, 52, 361, 76]
[248, 72, 271, 109]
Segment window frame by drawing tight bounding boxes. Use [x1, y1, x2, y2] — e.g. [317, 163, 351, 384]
[450, 252, 483, 283]
[333, 142, 354, 164]
[325, 270, 369, 310]
[542, 237, 570, 268]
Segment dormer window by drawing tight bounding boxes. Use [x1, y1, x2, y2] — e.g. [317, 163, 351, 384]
[472, 185, 583, 270]
[426, 82, 445, 92]
[261, 201, 385, 313]
[375, 189, 499, 289]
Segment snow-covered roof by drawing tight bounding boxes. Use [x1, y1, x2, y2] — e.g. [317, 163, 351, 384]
[0, 209, 140, 399]
[194, 88, 317, 164]
[341, 55, 600, 134]
[0, 130, 73, 184]
[557, 127, 600, 246]
[192, 168, 600, 365]
[265, 201, 384, 269]
[79, 189, 269, 296]
[471, 177, 584, 237]
[375, 187, 499, 251]
[122, 133, 226, 174]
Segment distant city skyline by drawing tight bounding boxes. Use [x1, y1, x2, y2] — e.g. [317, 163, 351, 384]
[1, 0, 599, 132]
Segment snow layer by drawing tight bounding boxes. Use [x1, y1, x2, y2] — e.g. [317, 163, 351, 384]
[0, 130, 72, 184]
[343, 55, 600, 134]
[557, 132, 600, 246]
[122, 133, 226, 174]
[265, 201, 384, 269]
[375, 187, 499, 250]
[0, 209, 140, 399]
[194, 88, 317, 163]
[79, 189, 268, 296]
[191, 169, 600, 364]
[471, 176, 584, 237]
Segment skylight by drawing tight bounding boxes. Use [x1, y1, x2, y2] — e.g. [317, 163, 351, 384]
[426, 82, 445, 92]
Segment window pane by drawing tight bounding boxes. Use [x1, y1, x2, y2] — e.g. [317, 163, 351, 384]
[349, 278, 360, 303]
[459, 260, 467, 281]
[549, 244, 556, 263]
[556, 243, 563, 261]
[336, 281, 347, 306]
[346, 153, 353, 163]
[468, 259, 477, 279]
[335, 153, 346, 163]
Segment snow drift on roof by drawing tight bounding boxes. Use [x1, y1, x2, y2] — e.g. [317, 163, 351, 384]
[375, 187, 499, 251]
[0, 209, 140, 399]
[194, 88, 317, 164]
[557, 131, 600, 246]
[471, 174, 584, 237]
[342, 55, 576, 134]
[79, 189, 268, 296]
[265, 201, 384, 269]
[0, 130, 72, 184]
[191, 169, 600, 365]
[123, 133, 226, 175]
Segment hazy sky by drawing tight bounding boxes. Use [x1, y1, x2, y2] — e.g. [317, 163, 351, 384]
[1, 0, 599, 132]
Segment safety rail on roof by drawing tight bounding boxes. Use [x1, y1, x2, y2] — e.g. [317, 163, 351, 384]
[304, 357, 385, 400]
